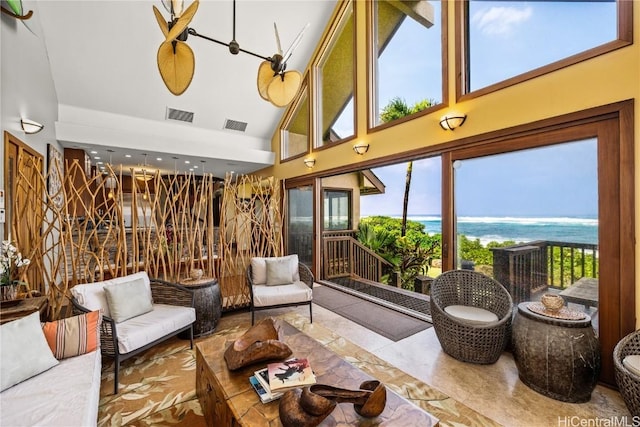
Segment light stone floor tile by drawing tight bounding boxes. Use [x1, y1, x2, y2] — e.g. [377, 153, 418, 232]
[224, 301, 631, 427]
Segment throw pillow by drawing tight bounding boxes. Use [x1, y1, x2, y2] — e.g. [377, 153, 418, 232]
[42, 310, 102, 359]
[266, 258, 294, 286]
[0, 311, 59, 392]
[104, 277, 153, 323]
[251, 255, 300, 285]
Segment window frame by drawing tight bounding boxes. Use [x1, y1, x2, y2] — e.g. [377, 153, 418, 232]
[367, 0, 449, 133]
[455, 0, 633, 101]
[322, 187, 353, 231]
[280, 76, 311, 163]
[313, 0, 358, 151]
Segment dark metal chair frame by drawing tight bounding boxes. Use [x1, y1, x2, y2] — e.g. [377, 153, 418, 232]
[614, 330, 640, 416]
[430, 269, 513, 364]
[246, 262, 314, 325]
[71, 278, 195, 394]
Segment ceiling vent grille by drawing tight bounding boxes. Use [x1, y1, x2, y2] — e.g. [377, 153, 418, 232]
[224, 119, 248, 132]
[166, 107, 194, 123]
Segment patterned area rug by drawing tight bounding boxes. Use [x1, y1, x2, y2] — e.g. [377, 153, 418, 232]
[98, 312, 498, 427]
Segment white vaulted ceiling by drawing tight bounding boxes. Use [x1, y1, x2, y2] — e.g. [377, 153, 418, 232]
[35, 0, 336, 177]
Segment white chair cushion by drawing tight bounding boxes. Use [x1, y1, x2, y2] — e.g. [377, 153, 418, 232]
[444, 305, 499, 325]
[252, 281, 312, 307]
[0, 312, 59, 392]
[251, 255, 300, 285]
[71, 271, 152, 318]
[115, 304, 195, 354]
[622, 355, 640, 377]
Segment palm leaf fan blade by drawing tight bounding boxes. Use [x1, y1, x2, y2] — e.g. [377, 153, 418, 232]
[157, 41, 195, 96]
[266, 70, 302, 107]
[166, 0, 199, 42]
[257, 61, 274, 101]
[153, 5, 169, 38]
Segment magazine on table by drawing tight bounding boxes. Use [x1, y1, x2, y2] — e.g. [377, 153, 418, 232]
[266, 358, 316, 392]
[249, 375, 281, 404]
[253, 368, 284, 399]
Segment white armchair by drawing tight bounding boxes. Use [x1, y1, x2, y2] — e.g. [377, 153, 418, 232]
[246, 255, 314, 325]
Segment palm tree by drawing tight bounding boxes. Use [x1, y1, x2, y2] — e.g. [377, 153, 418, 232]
[380, 97, 434, 236]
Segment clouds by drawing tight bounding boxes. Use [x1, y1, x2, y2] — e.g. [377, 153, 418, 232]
[472, 5, 532, 36]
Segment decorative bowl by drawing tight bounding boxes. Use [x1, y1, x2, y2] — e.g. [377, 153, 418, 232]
[189, 268, 203, 281]
[541, 294, 564, 312]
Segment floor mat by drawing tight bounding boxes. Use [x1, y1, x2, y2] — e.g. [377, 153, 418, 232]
[313, 284, 431, 341]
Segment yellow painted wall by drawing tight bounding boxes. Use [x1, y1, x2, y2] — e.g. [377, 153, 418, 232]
[258, 1, 640, 327]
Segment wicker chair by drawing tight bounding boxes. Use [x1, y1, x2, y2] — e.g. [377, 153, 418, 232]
[614, 330, 640, 416]
[247, 261, 314, 325]
[71, 277, 195, 394]
[430, 269, 513, 364]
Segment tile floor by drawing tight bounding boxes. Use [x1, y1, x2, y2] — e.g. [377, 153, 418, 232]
[223, 285, 631, 427]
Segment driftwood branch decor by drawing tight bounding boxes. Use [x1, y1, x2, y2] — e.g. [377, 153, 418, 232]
[10, 153, 282, 319]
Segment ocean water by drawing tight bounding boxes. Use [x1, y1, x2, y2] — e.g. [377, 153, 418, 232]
[404, 215, 598, 246]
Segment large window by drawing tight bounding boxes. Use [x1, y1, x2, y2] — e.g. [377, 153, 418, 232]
[281, 82, 309, 161]
[461, 0, 630, 95]
[323, 189, 351, 230]
[370, 0, 443, 127]
[316, 1, 355, 147]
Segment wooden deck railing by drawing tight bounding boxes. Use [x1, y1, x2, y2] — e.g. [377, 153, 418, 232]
[323, 234, 393, 282]
[491, 240, 598, 304]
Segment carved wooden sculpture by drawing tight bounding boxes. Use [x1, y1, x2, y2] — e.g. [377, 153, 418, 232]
[279, 380, 387, 427]
[224, 318, 292, 370]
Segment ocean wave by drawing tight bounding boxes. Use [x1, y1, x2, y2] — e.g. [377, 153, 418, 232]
[403, 215, 598, 226]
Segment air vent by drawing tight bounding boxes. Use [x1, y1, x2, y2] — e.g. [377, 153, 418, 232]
[166, 107, 194, 123]
[224, 119, 248, 132]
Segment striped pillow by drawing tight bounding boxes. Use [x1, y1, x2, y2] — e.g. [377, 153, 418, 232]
[42, 310, 101, 360]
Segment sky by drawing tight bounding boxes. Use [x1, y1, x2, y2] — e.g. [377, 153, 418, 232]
[358, 1, 614, 218]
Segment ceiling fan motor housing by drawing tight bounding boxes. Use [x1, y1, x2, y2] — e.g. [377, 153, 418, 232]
[270, 53, 285, 73]
[229, 39, 240, 55]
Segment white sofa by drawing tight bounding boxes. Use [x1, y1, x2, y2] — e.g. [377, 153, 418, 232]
[0, 309, 102, 427]
[70, 271, 196, 394]
[0, 349, 101, 426]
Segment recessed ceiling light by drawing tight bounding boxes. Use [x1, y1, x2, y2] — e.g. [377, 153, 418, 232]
[185, 160, 190, 164]
[94, 156, 101, 160]
[193, 165, 198, 169]
[156, 157, 162, 161]
[96, 161, 103, 165]
[189, 168, 194, 171]
[90, 151, 98, 154]
[125, 154, 131, 158]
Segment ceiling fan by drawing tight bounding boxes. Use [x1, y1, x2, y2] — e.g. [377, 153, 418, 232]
[153, 0, 308, 107]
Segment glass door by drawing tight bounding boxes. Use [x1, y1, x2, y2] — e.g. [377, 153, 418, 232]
[452, 139, 599, 331]
[287, 185, 315, 268]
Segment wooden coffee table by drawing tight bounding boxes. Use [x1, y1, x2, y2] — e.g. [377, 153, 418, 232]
[196, 320, 438, 426]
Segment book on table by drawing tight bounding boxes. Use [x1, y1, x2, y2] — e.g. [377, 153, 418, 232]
[249, 375, 281, 404]
[266, 358, 316, 392]
[253, 368, 284, 400]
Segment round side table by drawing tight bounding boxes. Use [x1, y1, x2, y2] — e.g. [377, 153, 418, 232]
[512, 302, 601, 403]
[179, 277, 222, 338]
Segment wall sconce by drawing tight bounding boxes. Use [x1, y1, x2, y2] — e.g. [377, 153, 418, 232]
[20, 118, 44, 134]
[353, 143, 370, 155]
[439, 113, 467, 131]
[303, 158, 316, 168]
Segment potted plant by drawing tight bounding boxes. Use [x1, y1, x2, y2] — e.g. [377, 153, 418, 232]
[0, 240, 31, 302]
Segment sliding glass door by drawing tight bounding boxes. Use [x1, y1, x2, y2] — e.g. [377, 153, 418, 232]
[287, 184, 315, 268]
[452, 140, 599, 331]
